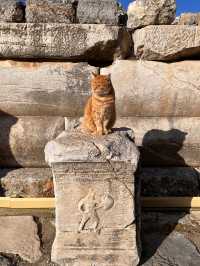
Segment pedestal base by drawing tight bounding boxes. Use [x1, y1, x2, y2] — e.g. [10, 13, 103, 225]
[45, 129, 140, 266]
[52, 230, 139, 266]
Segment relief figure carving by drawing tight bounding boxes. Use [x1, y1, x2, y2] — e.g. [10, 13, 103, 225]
[78, 187, 114, 233]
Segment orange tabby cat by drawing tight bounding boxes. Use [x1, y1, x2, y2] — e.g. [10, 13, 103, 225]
[81, 73, 116, 136]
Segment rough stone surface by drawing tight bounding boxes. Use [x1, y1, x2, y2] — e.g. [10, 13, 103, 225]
[0, 217, 56, 266]
[0, 116, 64, 168]
[0, 216, 42, 263]
[26, 0, 75, 23]
[127, 0, 176, 30]
[101, 60, 200, 117]
[0, 168, 54, 198]
[177, 13, 200, 25]
[0, 61, 97, 117]
[143, 232, 200, 266]
[45, 129, 139, 165]
[0, 24, 131, 61]
[65, 116, 200, 167]
[0, 0, 24, 22]
[141, 212, 200, 265]
[141, 167, 200, 197]
[133, 25, 200, 61]
[115, 117, 200, 167]
[77, 0, 127, 25]
[0, 256, 11, 266]
[45, 129, 140, 266]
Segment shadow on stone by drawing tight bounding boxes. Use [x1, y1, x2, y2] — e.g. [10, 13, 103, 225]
[139, 128, 196, 265]
[141, 128, 189, 166]
[0, 111, 21, 196]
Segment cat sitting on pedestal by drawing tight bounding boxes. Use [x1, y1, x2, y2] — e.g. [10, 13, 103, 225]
[81, 73, 116, 136]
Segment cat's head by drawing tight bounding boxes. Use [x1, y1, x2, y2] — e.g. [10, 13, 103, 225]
[91, 73, 112, 97]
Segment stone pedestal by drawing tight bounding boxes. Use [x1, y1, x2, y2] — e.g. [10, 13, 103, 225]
[45, 129, 140, 266]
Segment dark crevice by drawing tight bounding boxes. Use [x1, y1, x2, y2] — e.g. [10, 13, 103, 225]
[0, 57, 113, 68]
[33, 216, 44, 249]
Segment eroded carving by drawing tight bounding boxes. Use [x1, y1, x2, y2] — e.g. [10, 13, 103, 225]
[78, 187, 114, 233]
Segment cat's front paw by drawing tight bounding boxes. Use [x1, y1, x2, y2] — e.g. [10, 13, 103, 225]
[104, 129, 112, 135]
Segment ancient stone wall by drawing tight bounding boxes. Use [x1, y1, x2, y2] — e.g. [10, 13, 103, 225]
[0, 0, 199, 265]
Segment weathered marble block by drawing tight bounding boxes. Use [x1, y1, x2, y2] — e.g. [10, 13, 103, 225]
[133, 25, 200, 61]
[77, 0, 127, 25]
[26, 0, 75, 23]
[0, 24, 131, 61]
[127, 0, 176, 30]
[45, 129, 140, 266]
[101, 60, 200, 117]
[1, 168, 54, 198]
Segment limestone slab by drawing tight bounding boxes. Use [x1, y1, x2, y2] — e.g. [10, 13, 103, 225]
[101, 60, 200, 117]
[77, 0, 127, 25]
[0, 24, 131, 61]
[0, 116, 64, 167]
[26, 0, 75, 23]
[127, 0, 176, 30]
[0, 168, 53, 198]
[133, 25, 200, 61]
[45, 129, 140, 266]
[0, 216, 42, 263]
[0, 61, 97, 117]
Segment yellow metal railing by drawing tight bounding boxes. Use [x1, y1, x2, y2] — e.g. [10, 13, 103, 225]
[0, 197, 199, 209]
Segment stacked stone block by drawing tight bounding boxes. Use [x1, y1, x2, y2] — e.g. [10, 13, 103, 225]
[0, 0, 199, 264]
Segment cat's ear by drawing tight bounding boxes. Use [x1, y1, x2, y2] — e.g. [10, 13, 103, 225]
[91, 72, 98, 78]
